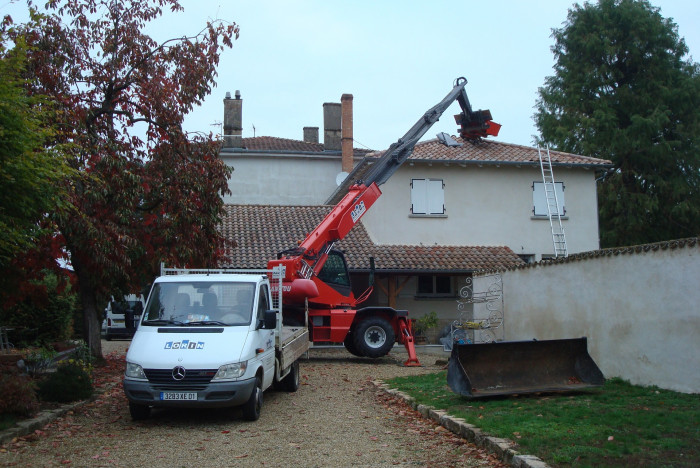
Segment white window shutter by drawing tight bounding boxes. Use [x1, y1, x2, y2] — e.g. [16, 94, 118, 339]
[427, 179, 444, 214]
[533, 182, 565, 216]
[411, 179, 428, 214]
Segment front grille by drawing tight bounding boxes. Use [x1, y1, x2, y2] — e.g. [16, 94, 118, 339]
[144, 368, 217, 391]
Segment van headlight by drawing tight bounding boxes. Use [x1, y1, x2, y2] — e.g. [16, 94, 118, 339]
[212, 361, 247, 380]
[125, 362, 147, 380]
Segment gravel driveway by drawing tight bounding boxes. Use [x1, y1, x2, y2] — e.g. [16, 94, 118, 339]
[0, 341, 505, 467]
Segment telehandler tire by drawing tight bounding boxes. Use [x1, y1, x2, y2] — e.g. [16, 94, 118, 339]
[353, 317, 395, 358]
[344, 332, 365, 357]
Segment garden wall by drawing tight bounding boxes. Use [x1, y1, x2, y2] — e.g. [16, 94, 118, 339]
[484, 238, 699, 394]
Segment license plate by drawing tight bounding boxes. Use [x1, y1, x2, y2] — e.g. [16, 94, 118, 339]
[159, 392, 197, 401]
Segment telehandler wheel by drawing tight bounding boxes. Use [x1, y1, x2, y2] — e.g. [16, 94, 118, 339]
[129, 402, 151, 421]
[353, 317, 395, 358]
[279, 360, 300, 392]
[242, 376, 263, 421]
[343, 332, 365, 357]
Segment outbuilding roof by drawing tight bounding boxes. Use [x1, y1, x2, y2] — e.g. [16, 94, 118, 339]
[219, 205, 524, 272]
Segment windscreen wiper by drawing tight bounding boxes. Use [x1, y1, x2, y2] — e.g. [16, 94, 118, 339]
[142, 319, 187, 326]
[186, 320, 228, 326]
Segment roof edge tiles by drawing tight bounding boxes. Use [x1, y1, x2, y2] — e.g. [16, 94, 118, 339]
[477, 237, 699, 275]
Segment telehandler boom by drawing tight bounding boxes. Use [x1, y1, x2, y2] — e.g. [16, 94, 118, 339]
[267, 77, 500, 365]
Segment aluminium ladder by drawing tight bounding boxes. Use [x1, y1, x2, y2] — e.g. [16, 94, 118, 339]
[538, 146, 568, 257]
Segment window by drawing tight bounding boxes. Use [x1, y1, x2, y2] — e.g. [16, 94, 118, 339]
[411, 179, 445, 215]
[317, 250, 352, 296]
[416, 275, 453, 297]
[532, 181, 565, 216]
[257, 284, 270, 322]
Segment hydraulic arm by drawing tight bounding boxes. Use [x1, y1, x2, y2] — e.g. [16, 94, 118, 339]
[268, 77, 499, 366]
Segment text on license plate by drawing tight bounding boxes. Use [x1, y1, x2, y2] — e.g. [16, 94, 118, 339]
[160, 392, 197, 401]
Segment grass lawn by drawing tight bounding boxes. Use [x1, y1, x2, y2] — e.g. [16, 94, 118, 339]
[385, 373, 699, 467]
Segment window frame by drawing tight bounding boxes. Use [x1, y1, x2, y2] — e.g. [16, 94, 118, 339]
[532, 181, 566, 217]
[411, 178, 446, 216]
[415, 275, 454, 299]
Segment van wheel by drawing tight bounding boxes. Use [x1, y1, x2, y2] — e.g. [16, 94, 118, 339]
[353, 317, 395, 358]
[242, 376, 263, 421]
[279, 360, 300, 392]
[129, 402, 151, 421]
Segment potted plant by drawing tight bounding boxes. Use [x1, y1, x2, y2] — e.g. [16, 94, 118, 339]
[413, 311, 439, 344]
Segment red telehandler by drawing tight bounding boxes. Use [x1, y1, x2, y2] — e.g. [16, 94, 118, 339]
[267, 77, 500, 366]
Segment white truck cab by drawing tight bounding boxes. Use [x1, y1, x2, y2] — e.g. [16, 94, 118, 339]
[123, 267, 308, 421]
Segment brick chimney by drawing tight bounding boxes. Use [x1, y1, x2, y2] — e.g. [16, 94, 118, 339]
[323, 102, 341, 151]
[303, 126, 319, 144]
[341, 94, 353, 173]
[223, 90, 243, 148]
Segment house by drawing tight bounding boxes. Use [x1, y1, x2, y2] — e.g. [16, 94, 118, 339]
[217, 90, 613, 340]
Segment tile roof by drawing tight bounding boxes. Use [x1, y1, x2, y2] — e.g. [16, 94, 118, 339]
[222, 136, 373, 157]
[219, 204, 524, 272]
[495, 237, 699, 272]
[326, 137, 613, 204]
[408, 137, 613, 166]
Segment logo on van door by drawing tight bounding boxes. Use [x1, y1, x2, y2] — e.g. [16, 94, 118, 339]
[164, 340, 204, 350]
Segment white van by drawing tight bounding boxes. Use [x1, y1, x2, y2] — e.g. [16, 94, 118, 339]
[104, 294, 144, 340]
[122, 267, 310, 421]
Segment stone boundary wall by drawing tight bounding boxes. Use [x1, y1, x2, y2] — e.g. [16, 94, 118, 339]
[479, 238, 699, 393]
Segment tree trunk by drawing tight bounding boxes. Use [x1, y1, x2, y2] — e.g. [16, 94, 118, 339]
[72, 256, 103, 359]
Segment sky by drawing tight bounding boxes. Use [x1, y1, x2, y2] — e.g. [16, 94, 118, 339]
[2, 0, 699, 151]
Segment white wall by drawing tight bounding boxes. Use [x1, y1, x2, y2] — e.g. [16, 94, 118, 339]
[499, 241, 700, 393]
[362, 164, 602, 258]
[222, 154, 344, 205]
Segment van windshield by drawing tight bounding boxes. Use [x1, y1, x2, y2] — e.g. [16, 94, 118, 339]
[142, 282, 255, 326]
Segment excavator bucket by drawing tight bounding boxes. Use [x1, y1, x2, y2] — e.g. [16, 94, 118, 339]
[447, 338, 604, 398]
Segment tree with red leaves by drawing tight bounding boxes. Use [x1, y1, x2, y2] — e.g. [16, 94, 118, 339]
[3, 0, 238, 357]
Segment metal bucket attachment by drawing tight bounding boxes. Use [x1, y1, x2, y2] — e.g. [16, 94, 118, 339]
[447, 337, 604, 398]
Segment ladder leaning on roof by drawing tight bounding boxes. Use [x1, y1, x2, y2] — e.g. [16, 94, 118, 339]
[538, 146, 568, 258]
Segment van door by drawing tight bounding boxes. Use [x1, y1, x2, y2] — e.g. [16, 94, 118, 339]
[252, 283, 276, 389]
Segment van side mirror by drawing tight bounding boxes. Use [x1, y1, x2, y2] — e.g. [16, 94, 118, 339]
[369, 256, 375, 286]
[262, 310, 277, 329]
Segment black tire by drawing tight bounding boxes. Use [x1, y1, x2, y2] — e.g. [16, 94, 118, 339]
[353, 317, 395, 358]
[344, 332, 365, 357]
[242, 376, 263, 421]
[279, 360, 300, 392]
[129, 402, 151, 421]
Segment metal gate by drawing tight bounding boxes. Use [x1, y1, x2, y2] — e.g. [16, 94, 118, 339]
[445, 274, 504, 350]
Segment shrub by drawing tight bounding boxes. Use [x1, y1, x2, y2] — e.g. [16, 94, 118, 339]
[61, 340, 94, 376]
[37, 363, 93, 403]
[0, 271, 76, 347]
[0, 374, 39, 416]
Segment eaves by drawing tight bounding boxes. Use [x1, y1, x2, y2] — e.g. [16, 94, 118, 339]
[220, 148, 348, 161]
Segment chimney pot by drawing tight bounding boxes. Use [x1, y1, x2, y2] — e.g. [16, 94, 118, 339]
[323, 102, 342, 151]
[223, 91, 243, 148]
[303, 127, 319, 144]
[341, 94, 354, 172]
